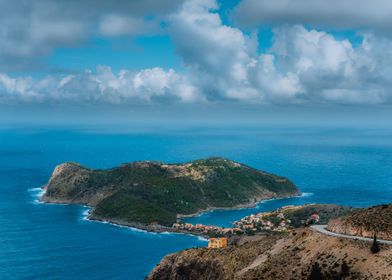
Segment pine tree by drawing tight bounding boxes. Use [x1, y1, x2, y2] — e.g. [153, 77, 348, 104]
[371, 234, 380, 254]
[308, 262, 323, 280]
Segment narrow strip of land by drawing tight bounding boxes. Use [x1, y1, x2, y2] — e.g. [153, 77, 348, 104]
[310, 225, 392, 245]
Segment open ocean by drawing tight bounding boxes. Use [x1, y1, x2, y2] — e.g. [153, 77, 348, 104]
[1, 125, 392, 279]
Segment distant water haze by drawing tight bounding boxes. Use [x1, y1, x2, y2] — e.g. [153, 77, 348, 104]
[2, 103, 392, 129]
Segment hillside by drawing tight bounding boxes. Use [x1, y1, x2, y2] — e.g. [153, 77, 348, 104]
[278, 204, 355, 227]
[41, 158, 300, 228]
[148, 228, 392, 280]
[327, 204, 392, 240]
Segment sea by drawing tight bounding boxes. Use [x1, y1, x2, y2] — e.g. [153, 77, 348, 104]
[1, 124, 392, 279]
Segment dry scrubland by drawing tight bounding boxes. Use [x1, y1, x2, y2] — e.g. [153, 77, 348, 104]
[148, 228, 392, 280]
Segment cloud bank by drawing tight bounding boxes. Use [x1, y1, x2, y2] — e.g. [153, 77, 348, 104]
[1, 0, 392, 106]
[0, 66, 202, 104]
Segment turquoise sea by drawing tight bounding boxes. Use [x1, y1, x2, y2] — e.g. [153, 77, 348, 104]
[1, 125, 392, 279]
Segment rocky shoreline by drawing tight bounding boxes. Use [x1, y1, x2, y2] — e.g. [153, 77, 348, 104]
[40, 188, 302, 238]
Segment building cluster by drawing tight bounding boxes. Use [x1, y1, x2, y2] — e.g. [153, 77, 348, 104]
[233, 206, 321, 233]
[233, 212, 291, 233]
[173, 205, 322, 246]
[172, 222, 243, 236]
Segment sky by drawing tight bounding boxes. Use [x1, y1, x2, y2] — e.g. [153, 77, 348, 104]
[1, 0, 392, 125]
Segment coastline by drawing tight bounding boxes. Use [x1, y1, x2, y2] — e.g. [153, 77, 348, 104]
[87, 214, 210, 240]
[177, 192, 308, 219]
[37, 187, 209, 239]
[38, 187, 308, 238]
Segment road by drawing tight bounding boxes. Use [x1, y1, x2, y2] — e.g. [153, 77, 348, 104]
[310, 225, 392, 245]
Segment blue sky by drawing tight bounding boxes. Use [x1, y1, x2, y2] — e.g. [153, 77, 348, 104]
[46, 36, 182, 75]
[1, 0, 392, 124]
[45, 0, 243, 75]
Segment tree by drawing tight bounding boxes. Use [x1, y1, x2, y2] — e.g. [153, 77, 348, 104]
[371, 234, 380, 254]
[308, 262, 323, 280]
[340, 261, 350, 279]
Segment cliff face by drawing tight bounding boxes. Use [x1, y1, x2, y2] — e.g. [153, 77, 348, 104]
[148, 229, 392, 280]
[41, 158, 300, 227]
[43, 163, 96, 204]
[149, 251, 227, 280]
[327, 204, 392, 240]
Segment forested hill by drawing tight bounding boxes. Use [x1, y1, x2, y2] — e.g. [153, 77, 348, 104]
[42, 157, 300, 227]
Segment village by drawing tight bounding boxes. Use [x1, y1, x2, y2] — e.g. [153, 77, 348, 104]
[172, 205, 321, 248]
[233, 205, 320, 234]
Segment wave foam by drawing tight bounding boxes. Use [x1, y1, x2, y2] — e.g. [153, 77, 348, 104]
[28, 187, 46, 204]
[300, 192, 314, 197]
[80, 207, 91, 221]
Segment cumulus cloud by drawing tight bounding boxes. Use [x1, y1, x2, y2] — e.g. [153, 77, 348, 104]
[170, 0, 259, 100]
[168, 0, 307, 102]
[0, 66, 202, 104]
[234, 0, 392, 34]
[167, 0, 392, 104]
[1, 0, 392, 106]
[268, 25, 392, 104]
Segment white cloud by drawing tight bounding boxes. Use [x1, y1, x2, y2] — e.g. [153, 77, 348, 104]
[133, 68, 178, 96]
[265, 25, 392, 104]
[1, 0, 392, 106]
[169, 0, 262, 100]
[254, 54, 303, 102]
[0, 66, 203, 104]
[166, 0, 392, 105]
[272, 26, 355, 76]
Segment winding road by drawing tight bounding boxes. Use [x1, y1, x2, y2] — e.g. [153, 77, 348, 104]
[310, 225, 392, 245]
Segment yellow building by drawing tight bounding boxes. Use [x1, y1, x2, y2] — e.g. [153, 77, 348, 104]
[208, 237, 228, 248]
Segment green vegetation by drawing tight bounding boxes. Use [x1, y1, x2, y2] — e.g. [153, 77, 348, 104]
[254, 204, 354, 229]
[43, 157, 300, 226]
[281, 204, 354, 227]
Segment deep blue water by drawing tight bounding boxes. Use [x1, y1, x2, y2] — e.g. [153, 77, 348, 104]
[1, 125, 392, 279]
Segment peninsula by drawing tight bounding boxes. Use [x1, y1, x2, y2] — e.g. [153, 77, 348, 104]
[41, 158, 300, 231]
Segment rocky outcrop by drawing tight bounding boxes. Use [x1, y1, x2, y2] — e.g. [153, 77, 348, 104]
[327, 204, 392, 240]
[148, 251, 226, 280]
[42, 162, 118, 206]
[148, 229, 392, 280]
[327, 218, 377, 239]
